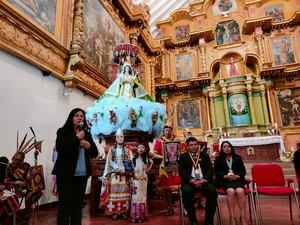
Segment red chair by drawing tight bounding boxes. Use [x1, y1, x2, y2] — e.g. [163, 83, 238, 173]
[252, 164, 300, 225]
[217, 179, 258, 225]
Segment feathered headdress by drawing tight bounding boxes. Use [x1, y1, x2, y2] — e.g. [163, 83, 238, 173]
[12, 127, 43, 164]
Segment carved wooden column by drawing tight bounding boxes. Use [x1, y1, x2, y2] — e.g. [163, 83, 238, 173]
[149, 61, 156, 100]
[266, 85, 274, 124]
[247, 89, 257, 124]
[222, 91, 230, 126]
[261, 89, 270, 124]
[209, 93, 216, 128]
[64, 0, 84, 92]
[256, 34, 265, 64]
[204, 93, 211, 130]
[199, 44, 207, 73]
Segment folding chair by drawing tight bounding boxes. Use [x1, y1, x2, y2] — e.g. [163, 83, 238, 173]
[217, 179, 258, 225]
[252, 164, 300, 225]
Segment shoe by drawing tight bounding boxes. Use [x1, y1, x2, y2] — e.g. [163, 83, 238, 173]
[191, 221, 198, 225]
[111, 213, 118, 220]
[165, 208, 174, 216]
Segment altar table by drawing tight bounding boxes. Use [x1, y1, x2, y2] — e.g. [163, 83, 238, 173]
[219, 136, 285, 162]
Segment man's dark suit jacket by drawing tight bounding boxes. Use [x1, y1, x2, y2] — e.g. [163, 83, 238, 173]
[179, 151, 216, 186]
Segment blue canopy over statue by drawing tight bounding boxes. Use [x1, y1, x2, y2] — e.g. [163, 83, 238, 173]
[86, 43, 167, 138]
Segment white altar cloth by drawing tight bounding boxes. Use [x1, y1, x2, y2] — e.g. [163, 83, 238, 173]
[219, 136, 285, 156]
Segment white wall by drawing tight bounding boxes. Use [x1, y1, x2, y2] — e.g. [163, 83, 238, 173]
[0, 49, 98, 205]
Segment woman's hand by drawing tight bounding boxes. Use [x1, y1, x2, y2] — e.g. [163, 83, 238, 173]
[80, 140, 91, 149]
[76, 131, 85, 141]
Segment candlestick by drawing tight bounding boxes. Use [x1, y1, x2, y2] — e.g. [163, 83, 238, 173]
[219, 127, 222, 133]
[275, 123, 278, 130]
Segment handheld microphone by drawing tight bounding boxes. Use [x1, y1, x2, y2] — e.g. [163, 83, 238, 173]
[79, 121, 85, 131]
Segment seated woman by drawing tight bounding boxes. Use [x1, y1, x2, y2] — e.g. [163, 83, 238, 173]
[214, 141, 247, 225]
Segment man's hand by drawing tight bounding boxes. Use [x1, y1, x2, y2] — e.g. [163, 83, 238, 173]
[190, 179, 207, 188]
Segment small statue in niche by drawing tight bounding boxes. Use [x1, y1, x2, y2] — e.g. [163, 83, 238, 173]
[229, 57, 238, 77]
[128, 108, 138, 127]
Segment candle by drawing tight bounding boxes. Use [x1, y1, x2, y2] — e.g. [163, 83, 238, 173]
[219, 127, 222, 133]
[275, 123, 278, 130]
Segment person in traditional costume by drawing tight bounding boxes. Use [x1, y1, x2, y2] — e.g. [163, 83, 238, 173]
[101, 128, 133, 220]
[4, 128, 44, 225]
[52, 108, 98, 225]
[131, 143, 153, 222]
[153, 123, 180, 216]
[181, 128, 193, 154]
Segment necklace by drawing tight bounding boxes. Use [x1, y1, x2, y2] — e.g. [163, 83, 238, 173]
[188, 152, 201, 174]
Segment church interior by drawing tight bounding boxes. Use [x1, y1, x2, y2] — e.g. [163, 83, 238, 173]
[1, 0, 300, 224]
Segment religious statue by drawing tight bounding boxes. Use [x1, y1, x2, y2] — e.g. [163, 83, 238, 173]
[229, 57, 238, 77]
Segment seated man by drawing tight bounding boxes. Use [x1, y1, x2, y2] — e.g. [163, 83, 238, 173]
[5, 151, 42, 224]
[179, 137, 217, 225]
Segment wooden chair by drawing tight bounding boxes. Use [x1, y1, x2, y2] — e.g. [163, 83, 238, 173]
[252, 164, 300, 225]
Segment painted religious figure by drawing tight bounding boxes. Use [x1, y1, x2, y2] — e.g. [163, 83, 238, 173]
[265, 5, 284, 22]
[175, 54, 193, 80]
[176, 100, 201, 129]
[271, 37, 295, 65]
[8, 0, 56, 33]
[228, 94, 251, 126]
[216, 20, 241, 45]
[277, 88, 300, 126]
[212, 0, 237, 16]
[83, 0, 125, 79]
[176, 25, 189, 41]
[163, 141, 181, 173]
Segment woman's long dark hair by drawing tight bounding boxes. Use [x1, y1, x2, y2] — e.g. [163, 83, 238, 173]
[218, 141, 238, 159]
[63, 108, 87, 130]
[132, 146, 147, 167]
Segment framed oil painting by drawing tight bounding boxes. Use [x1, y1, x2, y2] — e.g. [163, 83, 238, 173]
[216, 20, 241, 45]
[175, 54, 193, 80]
[277, 88, 300, 126]
[177, 100, 201, 129]
[270, 37, 295, 66]
[30, 165, 45, 192]
[162, 141, 181, 173]
[212, 0, 237, 16]
[8, 0, 57, 34]
[176, 25, 189, 41]
[228, 94, 251, 126]
[265, 5, 284, 22]
[82, 0, 125, 80]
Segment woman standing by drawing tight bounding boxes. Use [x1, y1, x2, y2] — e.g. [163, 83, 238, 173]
[102, 128, 133, 220]
[214, 141, 247, 225]
[52, 108, 98, 225]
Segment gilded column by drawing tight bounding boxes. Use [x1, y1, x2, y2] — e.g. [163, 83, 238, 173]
[199, 45, 207, 73]
[261, 90, 270, 124]
[209, 95, 216, 128]
[149, 62, 156, 101]
[71, 0, 84, 51]
[204, 93, 211, 130]
[222, 92, 230, 126]
[247, 89, 257, 124]
[266, 85, 274, 124]
[256, 34, 265, 64]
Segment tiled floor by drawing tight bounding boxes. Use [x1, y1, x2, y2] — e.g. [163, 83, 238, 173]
[26, 195, 300, 225]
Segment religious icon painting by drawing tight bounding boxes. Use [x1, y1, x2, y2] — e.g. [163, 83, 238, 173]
[175, 54, 193, 80]
[215, 20, 241, 46]
[270, 37, 295, 66]
[176, 100, 201, 129]
[212, 0, 237, 16]
[30, 165, 45, 192]
[265, 5, 284, 22]
[175, 25, 189, 41]
[162, 141, 181, 173]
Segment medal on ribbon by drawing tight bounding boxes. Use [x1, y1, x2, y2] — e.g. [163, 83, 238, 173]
[189, 152, 201, 179]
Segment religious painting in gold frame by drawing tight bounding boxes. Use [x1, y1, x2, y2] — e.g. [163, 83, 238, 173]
[270, 36, 296, 66]
[215, 20, 241, 45]
[175, 54, 193, 80]
[8, 0, 57, 34]
[265, 4, 284, 22]
[82, 0, 125, 81]
[175, 25, 189, 41]
[176, 100, 201, 130]
[277, 88, 300, 127]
